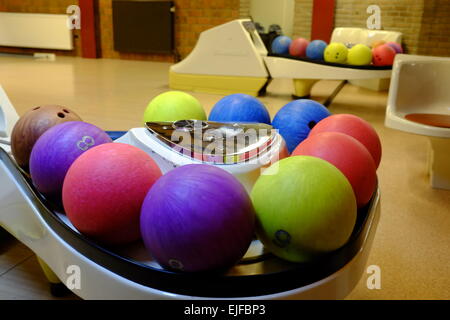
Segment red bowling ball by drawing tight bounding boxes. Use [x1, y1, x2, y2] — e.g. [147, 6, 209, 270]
[372, 44, 396, 66]
[62, 143, 162, 245]
[289, 38, 310, 57]
[292, 132, 377, 208]
[308, 114, 382, 168]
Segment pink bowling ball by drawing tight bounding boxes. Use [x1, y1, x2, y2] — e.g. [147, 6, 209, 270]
[289, 38, 310, 57]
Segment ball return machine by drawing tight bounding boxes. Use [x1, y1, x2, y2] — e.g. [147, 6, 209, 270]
[0, 86, 380, 299]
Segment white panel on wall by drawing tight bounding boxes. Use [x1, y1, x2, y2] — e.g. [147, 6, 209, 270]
[0, 12, 73, 50]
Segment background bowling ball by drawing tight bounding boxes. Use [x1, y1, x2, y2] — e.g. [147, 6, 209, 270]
[372, 44, 396, 66]
[347, 44, 373, 66]
[11, 105, 82, 171]
[306, 40, 328, 60]
[289, 38, 309, 57]
[271, 35, 292, 54]
[386, 41, 403, 54]
[324, 42, 348, 63]
[63, 143, 162, 245]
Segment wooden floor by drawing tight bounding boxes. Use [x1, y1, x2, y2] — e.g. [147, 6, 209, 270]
[0, 56, 449, 300]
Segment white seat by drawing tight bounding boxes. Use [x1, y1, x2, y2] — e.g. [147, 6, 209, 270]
[331, 27, 402, 46]
[385, 54, 450, 190]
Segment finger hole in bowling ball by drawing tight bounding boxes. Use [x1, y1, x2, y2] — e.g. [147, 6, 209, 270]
[308, 121, 317, 129]
[57, 112, 65, 118]
[33, 107, 40, 110]
[63, 109, 70, 113]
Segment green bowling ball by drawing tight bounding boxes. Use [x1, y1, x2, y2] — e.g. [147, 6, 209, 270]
[143, 91, 207, 123]
[250, 156, 357, 263]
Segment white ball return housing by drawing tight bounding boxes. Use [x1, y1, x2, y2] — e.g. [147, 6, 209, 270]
[385, 54, 450, 190]
[0, 86, 380, 299]
[170, 19, 401, 98]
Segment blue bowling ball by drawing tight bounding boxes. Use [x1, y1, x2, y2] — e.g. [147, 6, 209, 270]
[306, 40, 328, 60]
[272, 99, 331, 153]
[209, 93, 271, 124]
[271, 36, 292, 55]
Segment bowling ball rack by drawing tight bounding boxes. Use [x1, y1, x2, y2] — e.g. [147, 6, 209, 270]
[0, 142, 380, 299]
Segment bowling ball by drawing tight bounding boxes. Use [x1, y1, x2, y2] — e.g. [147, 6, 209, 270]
[63, 143, 162, 245]
[140, 164, 255, 272]
[208, 93, 271, 124]
[29, 121, 112, 201]
[293, 132, 377, 207]
[271, 35, 292, 54]
[309, 114, 382, 168]
[306, 40, 327, 60]
[372, 44, 396, 66]
[272, 99, 331, 153]
[251, 156, 356, 263]
[11, 105, 82, 171]
[289, 38, 309, 57]
[386, 41, 403, 54]
[371, 40, 386, 48]
[143, 91, 206, 123]
[347, 44, 373, 66]
[324, 43, 348, 64]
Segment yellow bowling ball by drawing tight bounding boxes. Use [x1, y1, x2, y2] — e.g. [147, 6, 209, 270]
[324, 43, 348, 64]
[347, 44, 373, 66]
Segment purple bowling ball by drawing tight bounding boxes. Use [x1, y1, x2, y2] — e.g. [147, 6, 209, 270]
[386, 41, 403, 54]
[29, 121, 112, 200]
[140, 164, 255, 273]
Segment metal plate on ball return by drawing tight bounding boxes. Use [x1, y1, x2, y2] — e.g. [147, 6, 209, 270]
[145, 120, 277, 164]
[0, 149, 379, 298]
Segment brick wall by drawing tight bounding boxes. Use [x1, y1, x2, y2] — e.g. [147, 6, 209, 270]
[335, 0, 424, 54]
[334, 0, 450, 56]
[98, 0, 240, 61]
[0, 0, 82, 56]
[239, 0, 251, 18]
[417, 0, 450, 56]
[292, 0, 313, 39]
[175, 0, 240, 59]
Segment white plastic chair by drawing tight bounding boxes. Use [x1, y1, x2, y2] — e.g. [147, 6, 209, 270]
[385, 54, 450, 190]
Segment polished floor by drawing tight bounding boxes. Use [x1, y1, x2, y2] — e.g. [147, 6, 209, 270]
[0, 55, 449, 300]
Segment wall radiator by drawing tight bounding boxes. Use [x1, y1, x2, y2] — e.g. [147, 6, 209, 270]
[0, 12, 73, 50]
[112, 0, 174, 54]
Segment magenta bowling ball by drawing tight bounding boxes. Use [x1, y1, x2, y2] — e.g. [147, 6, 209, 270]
[30, 121, 112, 200]
[140, 164, 255, 273]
